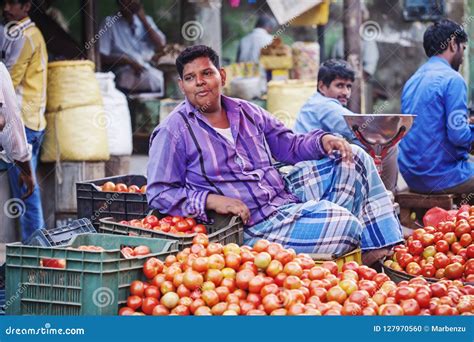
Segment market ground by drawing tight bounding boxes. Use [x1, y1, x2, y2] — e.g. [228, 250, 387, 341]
[0, 154, 409, 264]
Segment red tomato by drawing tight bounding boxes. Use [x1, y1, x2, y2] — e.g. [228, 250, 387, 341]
[127, 295, 143, 310]
[143, 215, 160, 228]
[130, 280, 145, 297]
[142, 297, 160, 315]
[128, 185, 140, 193]
[184, 218, 197, 228]
[175, 220, 191, 233]
[444, 262, 464, 280]
[118, 307, 135, 315]
[144, 285, 160, 299]
[133, 245, 151, 256]
[143, 257, 164, 279]
[115, 183, 128, 192]
[192, 224, 207, 234]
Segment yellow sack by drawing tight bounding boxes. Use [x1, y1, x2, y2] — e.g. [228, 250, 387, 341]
[41, 105, 110, 162]
[267, 80, 316, 129]
[47, 60, 103, 113]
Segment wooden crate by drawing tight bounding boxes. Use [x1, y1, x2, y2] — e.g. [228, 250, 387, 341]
[105, 156, 131, 177]
[0, 171, 19, 243]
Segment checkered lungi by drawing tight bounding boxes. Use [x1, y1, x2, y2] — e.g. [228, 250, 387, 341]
[244, 145, 403, 256]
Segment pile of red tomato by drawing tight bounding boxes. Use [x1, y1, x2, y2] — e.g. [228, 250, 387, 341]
[120, 235, 473, 316]
[385, 206, 474, 282]
[117, 215, 207, 236]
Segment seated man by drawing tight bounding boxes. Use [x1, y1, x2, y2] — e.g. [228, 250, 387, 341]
[400, 19, 473, 195]
[99, 0, 166, 94]
[147, 45, 402, 265]
[294, 59, 398, 193]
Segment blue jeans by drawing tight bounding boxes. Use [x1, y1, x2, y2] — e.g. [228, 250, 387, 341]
[7, 127, 45, 242]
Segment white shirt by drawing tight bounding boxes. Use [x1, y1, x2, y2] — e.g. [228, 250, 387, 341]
[237, 28, 274, 63]
[213, 127, 235, 145]
[0, 62, 31, 163]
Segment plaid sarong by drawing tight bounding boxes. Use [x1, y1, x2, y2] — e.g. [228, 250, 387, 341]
[244, 145, 403, 256]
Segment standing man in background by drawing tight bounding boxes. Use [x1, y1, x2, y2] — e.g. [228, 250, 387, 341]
[236, 13, 277, 63]
[1, 0, 47, 241]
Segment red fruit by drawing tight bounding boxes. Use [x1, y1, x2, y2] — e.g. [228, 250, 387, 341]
[467, 245, 474, 259]
[421, 264, 436, 278]
[253, 240, 270, 253]
[459, 233, 472, 248]
[394, 286, 416, 303]
[341, 302, 362, 316]
[397, 253, 414, 269]
[430, 283, 447, 297]
[444, 262, 464, 280]
[127, 295, 143, 310]
[435, 240, 450, 254]
[433, 253, 450, 269]
[379, 304, 404, 315]
[348, 290, 369, 307]
[235, 269, 254, 290]
[130, 280, 145, 297]
[415, 289, 431, 308]
[326, 286, 347, 304]
[321, 261, 338, 276]
[400, 298, 420, 315]
[118, 307, 135, 315]
[357, 266, 377, 280]
[405, 262, 422, 276]
[408, 240, 424, 255]
[341, 261, 360, 272]
[142, 297, 160, 315]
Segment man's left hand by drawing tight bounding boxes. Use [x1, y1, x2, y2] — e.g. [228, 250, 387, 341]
[321, 134, 353, 163]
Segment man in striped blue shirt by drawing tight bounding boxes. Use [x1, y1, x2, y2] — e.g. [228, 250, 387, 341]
[147, 45, 402, 263]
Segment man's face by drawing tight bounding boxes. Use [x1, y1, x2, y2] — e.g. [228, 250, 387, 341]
[178, 57, 226, 113]
[118, 0, 140, 17]
[451, 41, 466, 72]
[318, 77, 353, 106]
[3, 1, 31, 23]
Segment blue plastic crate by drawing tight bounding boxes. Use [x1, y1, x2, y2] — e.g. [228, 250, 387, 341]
[25, 218, 96, 247]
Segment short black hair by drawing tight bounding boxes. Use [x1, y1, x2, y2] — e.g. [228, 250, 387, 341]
[255, 13, 277, 30]
[423, 19, 468, 57]
[175, 45, 220, 78]
[317, 59, 355, 88]
[5, 0, 31, 4]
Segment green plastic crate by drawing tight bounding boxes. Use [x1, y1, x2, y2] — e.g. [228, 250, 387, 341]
[98, 213, 243, 249]
[6, 233, 178, 316]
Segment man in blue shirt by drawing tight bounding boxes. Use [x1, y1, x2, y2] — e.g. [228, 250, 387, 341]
[399, 19, 473, 194]
[294, 59, 399, 192]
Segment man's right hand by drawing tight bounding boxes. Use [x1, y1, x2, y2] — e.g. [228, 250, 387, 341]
[15, 160, 34, 199]
[127, 58, 145, 76]
[206, 194, 251, 224]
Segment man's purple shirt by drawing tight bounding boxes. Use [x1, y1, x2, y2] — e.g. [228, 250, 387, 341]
[147, 95, 328, 226]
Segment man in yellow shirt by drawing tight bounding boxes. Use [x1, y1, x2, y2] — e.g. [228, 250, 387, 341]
[1, 0, 47, 241]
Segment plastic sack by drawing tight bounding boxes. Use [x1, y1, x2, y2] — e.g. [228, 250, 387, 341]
[47, 60, 103, 112]
[292, 42, 320, 80]
[41, 105, 110, 162]
[230, 77, 262, 100]
[96, 72, 133, 156]
[267, 80, 316, 128]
